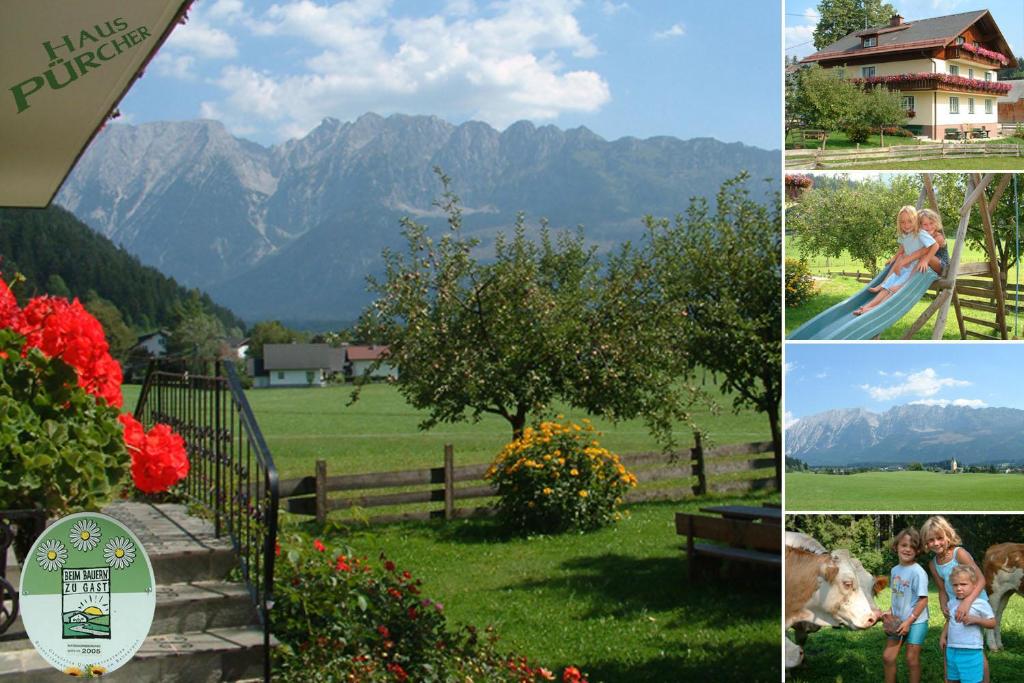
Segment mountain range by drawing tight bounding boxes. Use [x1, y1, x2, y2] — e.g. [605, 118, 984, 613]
[55, 113, 777, 324]
[786, 404, 1024, 466]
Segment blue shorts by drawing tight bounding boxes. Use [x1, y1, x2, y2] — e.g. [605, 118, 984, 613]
[947, 647, 984, 683]
[887, 621, 927, 646]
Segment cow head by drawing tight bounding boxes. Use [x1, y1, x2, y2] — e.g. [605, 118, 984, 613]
[817, 549, 879, 629]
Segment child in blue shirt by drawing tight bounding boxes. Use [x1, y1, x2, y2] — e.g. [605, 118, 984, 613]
[942, 565, 996, 683]
[882, 528, 929, 683]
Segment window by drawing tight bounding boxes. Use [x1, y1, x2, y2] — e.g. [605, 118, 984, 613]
[949, 97, 959, 114]
[901, 95, 916, 112]
[861, 66, 876, 78]
[955, 36, 965, 45]
[863, 36, 877, 48]
[968, 68, 974, 80]
[837, 67, 845, 79]
[948, 64, 959, 76]
[968, 98, 975, 114]
[985, 72, 992, 81]
[277, 371, 285, 380]
[986, 99, 993, 114]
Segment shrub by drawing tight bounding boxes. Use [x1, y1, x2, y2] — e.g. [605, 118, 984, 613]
[843, 122, 871, 144]
[486, 419, 637, 534]
[785, 259, 816, 308]
[881, 126, 914, 137]
[273, 535, 581, 682]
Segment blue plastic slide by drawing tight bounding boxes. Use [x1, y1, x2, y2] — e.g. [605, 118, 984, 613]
[788, 265, 939, 340]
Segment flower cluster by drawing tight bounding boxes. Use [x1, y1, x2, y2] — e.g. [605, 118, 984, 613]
[274, 535, 580, 682]
[119, 414, 189, 494]
[851, 72, 1012, 95]
[784, 174, 813, 189]
[959, 43, 1010, 66]
[486, 418, 638, 534]
[0, 276, 188, 502]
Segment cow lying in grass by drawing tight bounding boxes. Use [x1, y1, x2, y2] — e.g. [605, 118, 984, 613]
[785, 531, 882, 668]
[983, 542, 1024, 651]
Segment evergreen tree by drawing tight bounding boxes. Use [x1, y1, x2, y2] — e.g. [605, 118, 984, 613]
[813, 0, 898, 50]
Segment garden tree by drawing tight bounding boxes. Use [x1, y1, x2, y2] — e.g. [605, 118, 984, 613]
[859, 85, 909, 146]
[45, 274, 70, 298]
[354, 171, 700, 443]
[792, 65, 862, 148]
[83, 291, 135, 360]
[788, 173, 919, 272]
[812, 0, 897, 50]
[997, 57, 1024, 80]
[247, 320, 306, 358]
[933, 174, 1024, 276]
[167, 291, 227, 365]
[642, 174, 783, 470]
[787, 514, 886, 573]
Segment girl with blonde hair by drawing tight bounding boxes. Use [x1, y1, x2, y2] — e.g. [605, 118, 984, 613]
[854, 205, 939, 315]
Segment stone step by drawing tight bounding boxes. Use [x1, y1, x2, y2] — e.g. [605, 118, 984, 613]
[0, 580, 255, 650]
[0, 625, 268, 682]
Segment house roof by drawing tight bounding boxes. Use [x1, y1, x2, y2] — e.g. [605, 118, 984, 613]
[347, 345, 390, 362]
[264, 343, 345, 371]
[1001, 78, 1024, 101]
[802, 10, 1017, 68]
[136, 329, 170, 342]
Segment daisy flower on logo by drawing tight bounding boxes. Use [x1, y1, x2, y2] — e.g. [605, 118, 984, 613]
[36, 539, 68, 571]
[69, 519, 101, 552]
[103, 537, 136, 570]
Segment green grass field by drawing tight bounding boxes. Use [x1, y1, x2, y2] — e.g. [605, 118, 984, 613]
[311, 495, 781, 682]
[786, 131, 923, 151]
[786, 471, 1024, 511]
[830, 156, 1024, 170]
[788, 585, 1024, 682]
[785, 236, 989, 276]
[130, 382, 768, 481]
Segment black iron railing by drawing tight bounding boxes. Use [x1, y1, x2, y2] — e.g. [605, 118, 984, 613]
[0, 510, 46, 635]
[135, 360, 278, 682]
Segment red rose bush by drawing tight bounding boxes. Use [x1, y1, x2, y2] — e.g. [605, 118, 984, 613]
[0, 277, 188, 516]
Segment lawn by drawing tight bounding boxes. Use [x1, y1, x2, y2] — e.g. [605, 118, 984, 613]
[830, 156, 1024, 170]
[785, 471, 1024, 511]
[786, 130, 923, 151]
[785, 236, 990, 277]
[788, 585, 1024, 682]
[309, 495, 781, 682]
[126, 382, 770, 481]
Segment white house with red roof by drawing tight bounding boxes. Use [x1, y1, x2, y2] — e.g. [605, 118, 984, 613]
[801, 10, 1017, 140]
[346, 345, 396, 380]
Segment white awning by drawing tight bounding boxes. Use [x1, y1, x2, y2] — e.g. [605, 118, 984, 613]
[0, 1, 193, 207]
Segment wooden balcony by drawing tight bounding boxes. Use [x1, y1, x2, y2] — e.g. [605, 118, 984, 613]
[945, 46, 1005, 68]
[853, 73, 1011, 97]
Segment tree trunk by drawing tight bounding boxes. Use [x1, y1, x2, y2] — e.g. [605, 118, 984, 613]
[508, 404, 528, 441]
[767, 400, 782, 492]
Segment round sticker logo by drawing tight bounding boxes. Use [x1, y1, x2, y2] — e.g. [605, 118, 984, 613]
[19, 512, 155, 677]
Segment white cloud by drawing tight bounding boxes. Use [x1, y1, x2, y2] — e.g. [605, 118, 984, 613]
[909, 398, 987, 409]
[785, 411, 800, 429]
[815, 371, 828, 379]
[785, 362, 795, 374]
[601, 1, 629, 15]
[152, 53, 197, 81]
[654, 23, 685, 40]
[198, 0, 610, 140]
[785, 8, 818, 58]
[860, 368, 970, 402]
[166, 17, 238, 58]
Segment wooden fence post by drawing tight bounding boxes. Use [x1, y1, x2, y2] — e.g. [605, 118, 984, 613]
[691, 432, 707, 496]
[315, 459, 327, 525]
[443, 444, 455, 520]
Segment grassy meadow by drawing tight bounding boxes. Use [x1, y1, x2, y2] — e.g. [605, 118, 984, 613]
[786, 471, 1024, 511]
[788, 585, 1024, 683]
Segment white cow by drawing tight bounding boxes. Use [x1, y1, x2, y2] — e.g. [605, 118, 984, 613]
[983, 542, 1024, 651]
[785, 531, 881, 668]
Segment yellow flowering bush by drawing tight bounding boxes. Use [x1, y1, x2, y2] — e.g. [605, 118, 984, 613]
[485, 418, 638, 534]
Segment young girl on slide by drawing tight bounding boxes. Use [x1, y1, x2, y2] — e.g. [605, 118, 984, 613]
[921, 516, 991, 683]
[853, 206, 939, 316]
[917, 209, 949, 275]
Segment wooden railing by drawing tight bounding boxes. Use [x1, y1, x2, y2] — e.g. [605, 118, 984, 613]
[279, 435, 777, 525]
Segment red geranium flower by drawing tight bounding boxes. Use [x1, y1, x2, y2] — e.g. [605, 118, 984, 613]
[313, 539, 326, 553]
[118, 413, 190, 493]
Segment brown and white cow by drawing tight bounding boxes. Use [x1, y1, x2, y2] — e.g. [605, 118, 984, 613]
[982, 542, 1024, 651]
[785, 532, 881, 667]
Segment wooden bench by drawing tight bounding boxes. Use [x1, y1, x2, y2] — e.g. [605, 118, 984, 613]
[971, 128, 989, 139]
[945, 128, 965, 141]
[675, 512, 780, 580]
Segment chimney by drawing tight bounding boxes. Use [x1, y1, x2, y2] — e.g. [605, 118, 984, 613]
[890, 14, 903, 26]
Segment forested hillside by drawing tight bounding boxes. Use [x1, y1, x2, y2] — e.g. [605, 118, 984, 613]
[0, 205, 244, 332]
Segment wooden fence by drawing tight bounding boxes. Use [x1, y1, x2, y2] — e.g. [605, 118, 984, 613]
[785, 142, 1023, 170]
[279, 436, 777, 525]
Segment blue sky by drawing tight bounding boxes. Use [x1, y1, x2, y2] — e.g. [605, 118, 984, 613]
[115, 0, 780, 149]
[784, 343, 1024, 427]
[786, 0, 1023, 60]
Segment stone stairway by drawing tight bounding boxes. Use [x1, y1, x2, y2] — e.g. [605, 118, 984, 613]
[0, 502, 269, 682]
